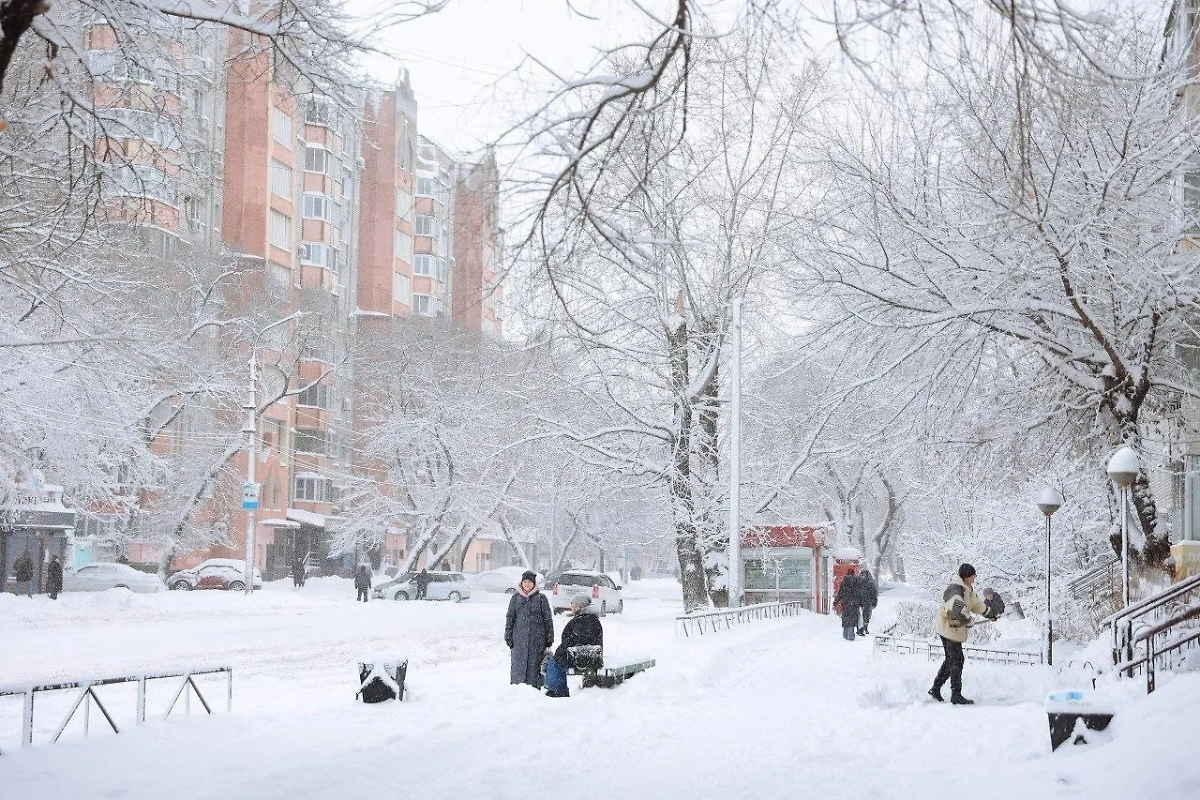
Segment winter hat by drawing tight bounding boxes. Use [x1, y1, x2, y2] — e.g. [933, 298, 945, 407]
[958, 563, 977, 580]
[570, 593, 592, 608]
[520, 570, 538, 584]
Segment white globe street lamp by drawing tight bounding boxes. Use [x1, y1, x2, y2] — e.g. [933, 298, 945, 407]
[1036, 488, 1063, 666]
[1106, 446, 1140, 609]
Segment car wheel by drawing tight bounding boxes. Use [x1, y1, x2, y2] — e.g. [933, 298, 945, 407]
[600, 601, 607, 616]
[448, 591, 462, 603]
[115, 584, 128, 590]
[617, 600, 624, 614]
[229, 581, 245, 591]
[395, 591, 409, 601]
[170, 581, 192, 591]
[553, 607, 564, 614]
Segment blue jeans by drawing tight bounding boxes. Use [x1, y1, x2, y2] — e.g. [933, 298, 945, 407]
[843, 626, 856, 641]
[544, 657, 569, 697]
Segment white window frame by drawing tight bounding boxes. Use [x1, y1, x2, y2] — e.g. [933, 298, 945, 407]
[393, 273, 411, 306]
[415, 214, 436, 237]
[413, 293, 436, 317]
[303, 193, 332, 221]
[413, 254, 434, 276]
[270, 159, 292, 199]
[304, 145, 330, 175]
[269, 209, 291, 250]
[394, 230, 412, 261]
[300, 241, 332, 269]
[271, 107, 293, 147]
[292, 475, 330, 502]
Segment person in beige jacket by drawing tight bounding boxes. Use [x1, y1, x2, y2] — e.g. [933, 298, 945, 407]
[929, 563, 986, 705]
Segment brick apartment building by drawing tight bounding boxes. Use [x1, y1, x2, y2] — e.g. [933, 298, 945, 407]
[74, 22, 504, 578]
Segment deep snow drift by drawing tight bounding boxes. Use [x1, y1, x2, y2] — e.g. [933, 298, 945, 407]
[1, 579, 1197, 799]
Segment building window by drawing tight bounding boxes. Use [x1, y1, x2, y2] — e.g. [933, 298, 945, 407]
[293, 475, 330, 502]
[394, 230, 412, 261]
[413, 254, 434, 276]
[394, 274, 411, 305]
[296, 383, 330, 409]
[300, 241, 333, 270]
[269, 210, 291, 249]
[413, 293, 436, 317]
[415, 214, 436, 237]
[270, 159, 292, 199]
[271, 107, 293, 147]
[396, 188, 412, 220]
[294, 428, 327, 455]
[303, 193, 332, 221]
[304, 145, 330, 175]
[417, 177, 436, 197]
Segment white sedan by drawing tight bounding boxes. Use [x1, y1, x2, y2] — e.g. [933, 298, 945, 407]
[467, 566, 543, 594]
[550, 570, 624, 615]
[64, 563, 164, 594]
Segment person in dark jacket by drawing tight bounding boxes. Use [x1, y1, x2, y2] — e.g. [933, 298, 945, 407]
[835, 567, 862, 641]
[292, 556, 305, 588]
[46, 555, 63, 600]
[505, 570, 554, 688]
[545, 593, 605, 698]
[354, 564, 371, 602]
[415, 568, 431, 600]
[982, 588, 1005, 620]
[857, 568, 879, 636]
[13, 551, 34, 597]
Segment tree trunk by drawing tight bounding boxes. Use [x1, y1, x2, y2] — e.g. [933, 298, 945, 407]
[695, 348, 727, 607]
[1106, 406, 1171, 567]
[668, 315, 708, 611]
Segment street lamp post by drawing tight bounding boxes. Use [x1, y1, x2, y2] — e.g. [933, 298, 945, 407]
[727, 296, 743, 607]
[1106, 447, 1140, 609]
[1036, 488, 1063, 667]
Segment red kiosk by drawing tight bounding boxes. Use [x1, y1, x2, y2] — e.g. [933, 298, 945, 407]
[739, 525, 836, 612]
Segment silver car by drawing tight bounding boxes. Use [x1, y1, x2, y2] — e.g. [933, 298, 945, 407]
[372, 571, 471, 602]
[64, 563, 164, 594]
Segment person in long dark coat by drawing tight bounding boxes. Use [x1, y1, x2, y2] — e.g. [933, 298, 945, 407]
[505, 570, 553, 687]
[292, 557, 305, 588]
[415, 568, 431, 600]
[857, 569, 879, 636]
[354, 564, 371, 602]
[835, 568, 862, 641]
[46, 555, 64, 600]
[13, 551, 34, 597]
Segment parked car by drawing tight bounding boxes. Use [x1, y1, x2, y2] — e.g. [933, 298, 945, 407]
[166, 558, 263, 591]
[372, 571, 471, 602]
[550, 570, 624, 615]
[467, 566, 543, 594]
[64, 563, 164, 594]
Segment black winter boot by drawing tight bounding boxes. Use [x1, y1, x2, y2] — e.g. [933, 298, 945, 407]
[950, 693, 974, 705]
[928, 687, 944, 702]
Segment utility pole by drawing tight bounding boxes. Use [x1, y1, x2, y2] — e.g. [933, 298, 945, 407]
[242, 352, 260, 597]
[728, 296, 743, 607]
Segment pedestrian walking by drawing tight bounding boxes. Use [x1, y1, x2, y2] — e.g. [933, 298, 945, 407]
[13, 550, 34, 597]
[354, 564, 371, 602]
[545, 593, 604, 698]
[929, 563, 987, 705]
[439, 559, 451, 571]
[505, 570, 554, 688]
[292, 556, 305, 588]
[415, 568, 431, 600]
[857, 568, 878, 636]
[46, 555, 63, 600]
[834, 567, 863, 641]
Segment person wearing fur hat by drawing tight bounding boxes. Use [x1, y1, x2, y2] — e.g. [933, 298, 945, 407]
[505, 570, 554, 687]
[544, 593, 605, 698]
[930, 563, 987, 705]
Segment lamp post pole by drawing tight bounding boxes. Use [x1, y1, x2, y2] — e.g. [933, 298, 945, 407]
[242, 352, 258, 597]
[728, 296, 743, 607]
[1107, 447, 1140, 609]
[1036, 488, 1063, 667]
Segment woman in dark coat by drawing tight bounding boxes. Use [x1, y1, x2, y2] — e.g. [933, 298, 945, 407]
[46, 555, 64, 600]
[857, 568, 878, 636]
[505, 570, 553, 687]
[545, 593, 604, 697]
[354, 564, 371, 602]
[835, 568, 862, 641]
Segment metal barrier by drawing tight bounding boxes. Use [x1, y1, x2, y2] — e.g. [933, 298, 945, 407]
[676, 601, 808, 637]
[873, 635, 1044, 666]
[1103, 573, 1200, 672]
[1115, 600, 1200, 692]
[0, 666, 232, 753]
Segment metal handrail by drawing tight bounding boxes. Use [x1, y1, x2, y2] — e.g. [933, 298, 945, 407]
[1104, 573, 1200, 670]
[0, 666, 232, 753]
[873, 634, 1044, 666]
[675, 601, 808, 637]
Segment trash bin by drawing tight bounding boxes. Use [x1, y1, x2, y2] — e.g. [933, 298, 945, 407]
[1045, 690, 1114, 751]
[357, 658, 407, 703]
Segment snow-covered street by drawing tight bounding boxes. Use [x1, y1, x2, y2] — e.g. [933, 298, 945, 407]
[2, 581, 1197, 799]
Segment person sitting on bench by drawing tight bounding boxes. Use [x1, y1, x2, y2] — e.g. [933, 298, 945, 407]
[545, 593, 604, 698]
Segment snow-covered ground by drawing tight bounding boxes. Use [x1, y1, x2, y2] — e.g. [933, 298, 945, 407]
[1, 579, 1197, 799]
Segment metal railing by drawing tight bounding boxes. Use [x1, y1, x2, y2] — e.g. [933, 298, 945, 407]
[1103, 573, 1200, 671]
[1114, 600, 1200, 692]
[873, 635, 1044, 666]
[0, 666, 232, 753]
[676, 601, 808, 637]
[1069, 558, 1120, 604]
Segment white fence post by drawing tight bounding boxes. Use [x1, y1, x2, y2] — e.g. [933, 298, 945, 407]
[21, 690, 33, 748]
